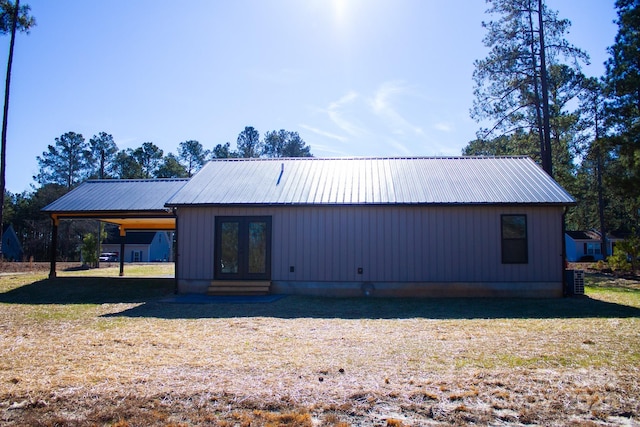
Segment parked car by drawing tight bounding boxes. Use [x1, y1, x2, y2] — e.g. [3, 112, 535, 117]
[99, 252, 118, 262]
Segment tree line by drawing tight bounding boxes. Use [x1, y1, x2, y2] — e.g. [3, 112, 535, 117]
[35, 126, 312, 187]
[464, 0, 639, 265]
[2, 126, 312, 261]
[2, 0, 639, 266]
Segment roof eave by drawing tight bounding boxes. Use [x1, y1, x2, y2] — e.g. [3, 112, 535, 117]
[166, 201, 576, 208]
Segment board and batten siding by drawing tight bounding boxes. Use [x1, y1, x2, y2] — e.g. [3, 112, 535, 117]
[176, 205, 564, 297]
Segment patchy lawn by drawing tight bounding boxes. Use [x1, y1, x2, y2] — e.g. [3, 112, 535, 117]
[0, 271, 638, 426]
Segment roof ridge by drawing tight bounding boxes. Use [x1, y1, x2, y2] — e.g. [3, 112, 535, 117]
[207, 156, 532, 162]
[85, 178, 191, 183]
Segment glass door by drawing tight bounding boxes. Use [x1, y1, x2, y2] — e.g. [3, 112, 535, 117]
[215, 216, 271, 280]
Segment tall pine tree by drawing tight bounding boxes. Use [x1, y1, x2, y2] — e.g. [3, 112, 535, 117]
[471, 0, 587, 178]
[605, 0, 640, 222]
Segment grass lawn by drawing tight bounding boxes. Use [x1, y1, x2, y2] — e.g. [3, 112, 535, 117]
[0, 269, 638, 426]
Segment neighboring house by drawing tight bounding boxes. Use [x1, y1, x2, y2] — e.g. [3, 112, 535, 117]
[565, 230, 627, 262]
[42, 157, 575, 297]
[165, 157, 575, 297]
[102, 231, 173, 262]
[2, 224, 23, 261]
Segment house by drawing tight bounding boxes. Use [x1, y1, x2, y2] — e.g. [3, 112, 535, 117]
[102, 231, 173, 262]
[565, 230, 627, 262]
[164, 157, 575, 297]
[2, 224, 23, 261]
[42, 157, 575, 297]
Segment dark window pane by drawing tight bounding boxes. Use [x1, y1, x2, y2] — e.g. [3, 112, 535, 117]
[502, 215, 527, 239]
[220, 222, 239, 273]
[502, 239, 528, 263]
[248, 221, 267, 274]
[502, 215, 528, 264]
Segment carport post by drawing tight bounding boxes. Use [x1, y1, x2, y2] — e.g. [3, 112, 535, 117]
[119, 226, 126, 277]
[49, 216, 58, 279]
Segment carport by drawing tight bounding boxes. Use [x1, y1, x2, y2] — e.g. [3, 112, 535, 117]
[42, 178, 189, 278]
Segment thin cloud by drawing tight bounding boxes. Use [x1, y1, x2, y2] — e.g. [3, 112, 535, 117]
[326, 91, 366, 137]
[433, 122, 453, 132]
[369, 81, 424, 137]
[299, 124, 349, 142]
[388, 138, 413, 155]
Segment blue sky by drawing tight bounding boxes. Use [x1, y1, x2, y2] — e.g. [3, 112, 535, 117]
[1, 0, 618, 193]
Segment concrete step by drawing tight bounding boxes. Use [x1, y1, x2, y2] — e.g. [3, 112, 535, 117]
[208, 281, 271, 296]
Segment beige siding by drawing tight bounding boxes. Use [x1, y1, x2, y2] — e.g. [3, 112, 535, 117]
[176, 204, 564, 287]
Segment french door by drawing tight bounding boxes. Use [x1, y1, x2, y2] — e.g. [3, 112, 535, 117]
[214, 216, 272, 280]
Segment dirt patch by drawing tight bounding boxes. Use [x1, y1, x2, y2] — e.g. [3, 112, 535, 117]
[1, 368, 638, 426]
[568, 262, 640, 282]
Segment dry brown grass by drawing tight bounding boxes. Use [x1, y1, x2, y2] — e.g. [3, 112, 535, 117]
[0, 269, 639, 426]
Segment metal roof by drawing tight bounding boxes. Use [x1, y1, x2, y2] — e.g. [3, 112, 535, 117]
[566, 230, 601, 241]
[165, 157, 575, 206]
[566, 230, 629, 241]
[42, 179, 189, 213]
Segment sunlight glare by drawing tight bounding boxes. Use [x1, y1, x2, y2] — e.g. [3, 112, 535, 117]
[332, 0, 348, 26]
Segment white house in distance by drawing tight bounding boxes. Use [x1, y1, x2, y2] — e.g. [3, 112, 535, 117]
[564, 230, 627, 262]
[101, 231, 173, 262]
[43, 157, 575, 297]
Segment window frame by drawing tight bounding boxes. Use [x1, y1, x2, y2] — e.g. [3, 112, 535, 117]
[214, 216, 272, 280]
[501, 214, 528, 264]
[585, 242, 601, 256]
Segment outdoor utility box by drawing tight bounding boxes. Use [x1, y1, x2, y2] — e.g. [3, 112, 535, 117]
[564, 269, 585, 295]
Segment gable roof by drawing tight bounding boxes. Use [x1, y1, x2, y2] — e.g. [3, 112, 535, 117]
[165, 157, 575, 206]
[566, 230, 601, 241]
[566, 230, 630, 241]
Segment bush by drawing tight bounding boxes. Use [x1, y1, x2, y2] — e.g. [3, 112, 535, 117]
[80, 233, 99, 268]
[607, 248, 632, 273]
[606, 231, 640, 274]
[595, 260, 607, 270]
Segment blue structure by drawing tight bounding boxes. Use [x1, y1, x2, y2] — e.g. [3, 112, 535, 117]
[2, 225, 23, 261]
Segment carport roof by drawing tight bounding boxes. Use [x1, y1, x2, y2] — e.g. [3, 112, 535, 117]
[42, 179, 188, 230]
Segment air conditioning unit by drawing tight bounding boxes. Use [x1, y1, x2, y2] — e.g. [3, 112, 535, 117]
[565, 269, 585, 295]
[573, 270, 585, 295]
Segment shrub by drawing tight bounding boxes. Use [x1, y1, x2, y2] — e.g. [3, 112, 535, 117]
[607, 231, 640, 273]
[80, 233, 99, 268]
[608, 248, 632, 273]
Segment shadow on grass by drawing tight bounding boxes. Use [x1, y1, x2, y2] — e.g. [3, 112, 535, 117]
[2, 277, 639, 319]
[107, 295, 640, 320]
[0, 277, 175, 304]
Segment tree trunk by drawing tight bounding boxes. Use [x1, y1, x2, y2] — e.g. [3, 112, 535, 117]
[538, 0, 553, 177]
[527, 1, 545, 170]
[0, 0, 20, 259]
[596, 143, 607, 257]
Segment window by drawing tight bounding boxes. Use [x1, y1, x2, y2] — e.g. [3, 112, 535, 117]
[584, 242, 601, 256]
[501, 215, 528, 264]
